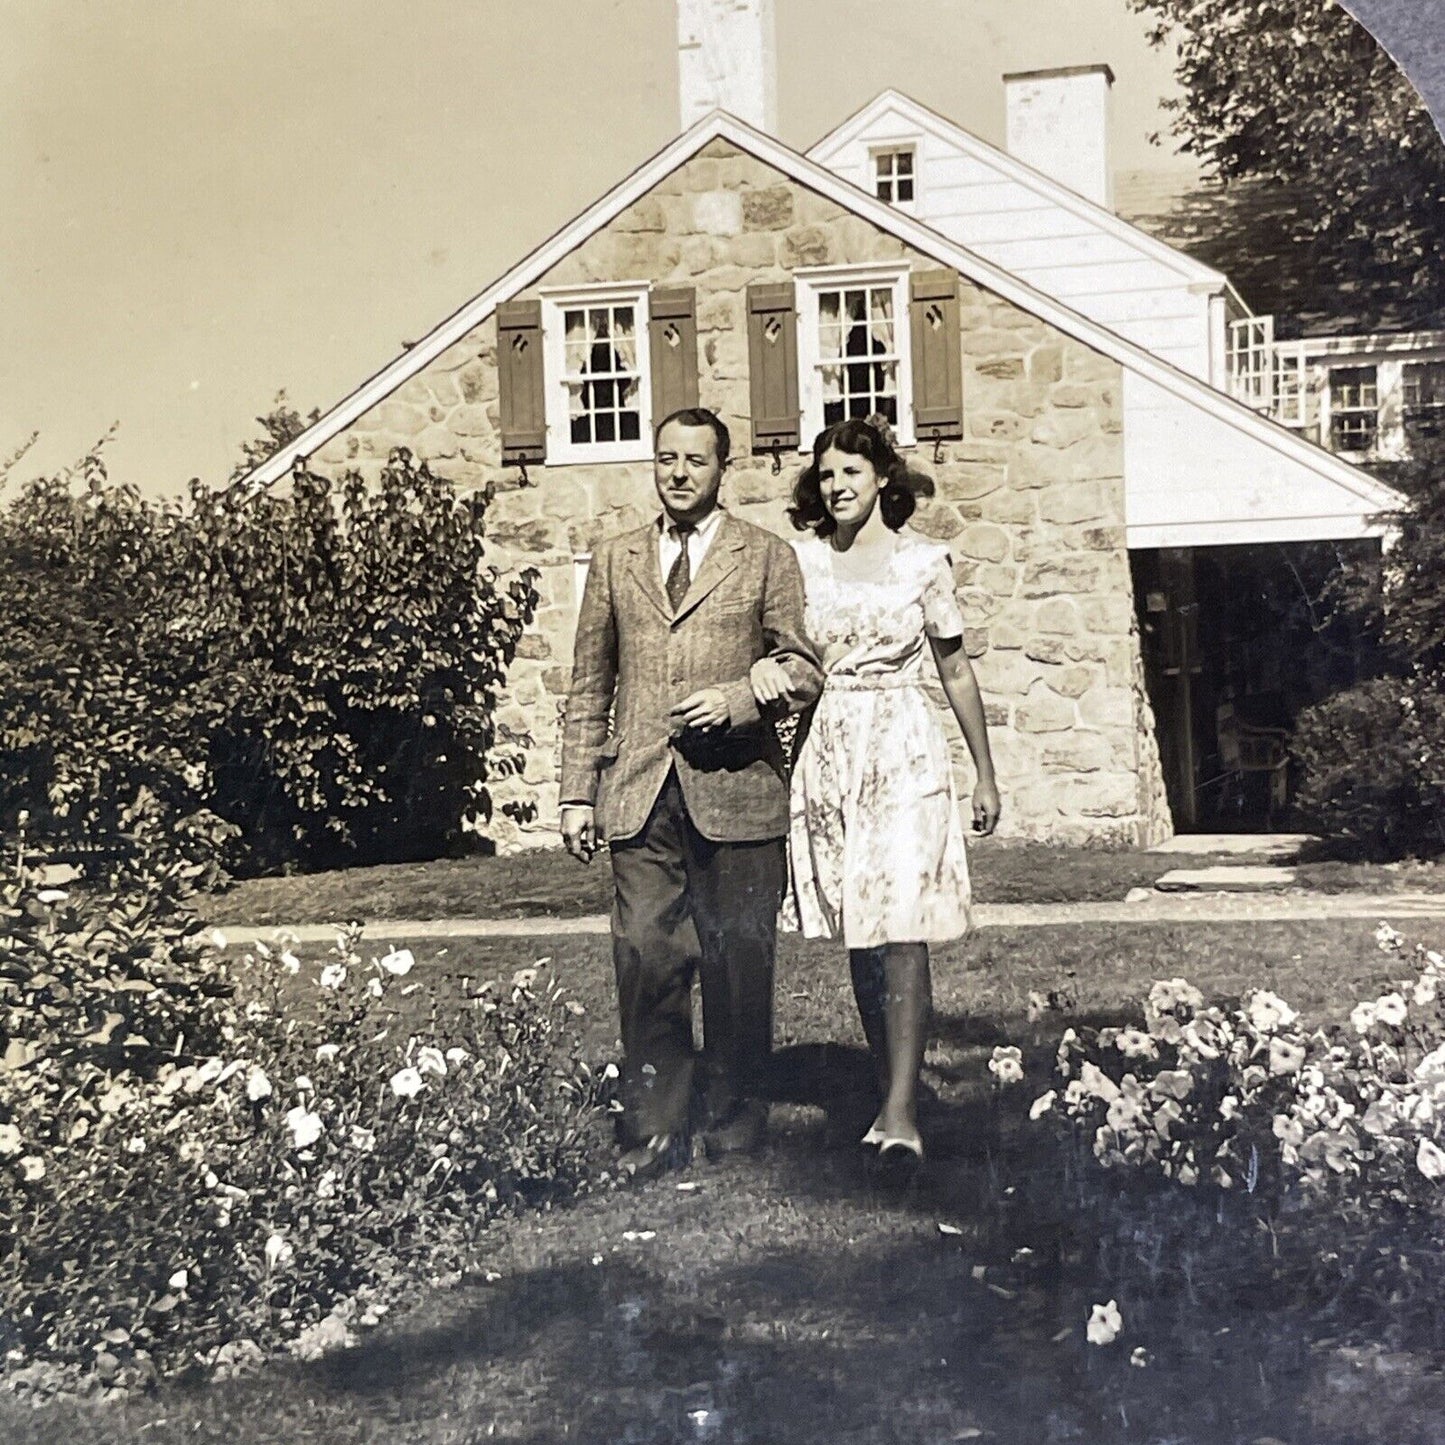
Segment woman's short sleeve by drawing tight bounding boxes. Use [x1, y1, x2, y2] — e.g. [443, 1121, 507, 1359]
[922, 548, 965, 640]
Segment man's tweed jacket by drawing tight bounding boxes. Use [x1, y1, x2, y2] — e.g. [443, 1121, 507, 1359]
[560, 512, 823, 843]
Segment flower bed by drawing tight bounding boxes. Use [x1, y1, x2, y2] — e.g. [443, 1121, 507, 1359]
[0, 852, 605, 1394]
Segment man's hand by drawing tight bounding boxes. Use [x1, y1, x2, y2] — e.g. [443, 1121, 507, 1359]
[971, 779, 1002, 836]
[561, 804, 598, 863]
[749, 658, 790, 707]
[669, 687, 730, 732]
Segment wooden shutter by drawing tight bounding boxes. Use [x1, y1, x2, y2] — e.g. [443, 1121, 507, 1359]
[497, 299, 546, 465]
[909, 270, 963, 441]
[648, 288, 699, 422]
[746, 283, 800, 453]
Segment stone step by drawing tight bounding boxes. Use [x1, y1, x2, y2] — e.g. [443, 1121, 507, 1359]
[1148, 833, 1316, 860]
[1152, 865, 1298, 894]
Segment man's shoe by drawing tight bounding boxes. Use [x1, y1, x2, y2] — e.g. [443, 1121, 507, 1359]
[702, 1100, 768, 1160]
[617, 1133, 688, 1183]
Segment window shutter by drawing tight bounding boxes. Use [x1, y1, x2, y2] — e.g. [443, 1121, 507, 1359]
[746, 282, 800, 453]
[497, 299, 546, 465]
[648, 287, 699, 421]
[909, 270, 963, 441]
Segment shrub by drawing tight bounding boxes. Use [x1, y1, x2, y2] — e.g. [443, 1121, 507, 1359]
[0, 850, 605, 1389]
[0, 446, 539, 876]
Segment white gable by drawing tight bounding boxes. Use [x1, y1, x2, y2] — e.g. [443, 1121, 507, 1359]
[808, 91, 1227, 381]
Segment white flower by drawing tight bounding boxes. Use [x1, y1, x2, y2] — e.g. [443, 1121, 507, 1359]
[602, 1062, 620, 1081]
[1414, 975, 1438, 1007]
[0, 1124, 21, 1157]
[1029, 1091, 1056, 1121]
[1268, 1038, 1307, 1077]
[1376, 993, 1408, 1028]
[125, 1135, 146, 1155]
[264, 1233, 293, 1272]
[37, 888, 69, 905]
[349, 1125, 376, 1154]
[1086, 1299, 1123, 1346]
[245, 1066, 273, 1102]
[295, 1075, 314, 1094]
[1149, 1070, 1193, 1102]
[987, 1046, 1024, 1086]
[315, 1044, 341, 1063]
[1219, 1094, 1239, 1121]
[1079, 1061, 1121, 1104]
[1417, 1137, 1445, 1181]
[444, 1047, 469, 1066]
[284, 1107, 324, 1150]
[1245, 990, 1298, 1034]
[1114, 1028, 1158, 1061]
[1375, 922, 1405, 951]
[319, 964, 347, 990]
[279, 951, 302, 976]
[1416, 1045, 1445, 1081]
[379, 948, 415, 977]
[1130, 1347, 1150, 1368]
[367, 978, 384, 999]
[206, 929, 229, 951]
[416, 1046, 447, 1078]
[315, 1169, 339, 1201]
[168, 1269, 189, 1292]
[390, 1067, 425, 1099]
[18, 1155, 45, 1182]
[1350, 1001, 1379, 1035]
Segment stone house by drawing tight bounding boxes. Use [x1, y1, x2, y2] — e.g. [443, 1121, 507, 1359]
[240, 1, 1408, 847]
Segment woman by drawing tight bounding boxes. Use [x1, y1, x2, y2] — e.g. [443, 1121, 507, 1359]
[751, 418, 1001, 1161]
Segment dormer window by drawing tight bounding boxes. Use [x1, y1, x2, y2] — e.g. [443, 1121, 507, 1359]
[1328, 365, 1379, 454]
[872, 147, 916, 210]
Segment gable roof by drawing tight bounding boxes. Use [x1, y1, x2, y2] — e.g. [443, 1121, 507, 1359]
[808, 89, 1237, 298]
[238, 107, 1402, 522]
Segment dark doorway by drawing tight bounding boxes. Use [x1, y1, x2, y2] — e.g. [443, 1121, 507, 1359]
[1131, 540, 1376, 832]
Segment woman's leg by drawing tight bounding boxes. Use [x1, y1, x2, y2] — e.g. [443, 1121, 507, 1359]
[875, 942, 931, 1151]
[849, 946, 890, 1096]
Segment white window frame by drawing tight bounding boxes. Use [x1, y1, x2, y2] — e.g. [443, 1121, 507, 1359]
[795, 263, 915, 448]
[870, 143, 918, 213]
[539, 282, 654, 465]
[1325, 363, 1380, 456]
[1271, 340, 1308, 429]
[1226, 315, 1274, 411]
[1402, 357, 1445, 432]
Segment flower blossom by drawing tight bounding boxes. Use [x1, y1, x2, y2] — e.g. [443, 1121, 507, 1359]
[349, 1125, 376, 1154]
[264, 1233, 293, 1272]
[416, 1046, 448, 1078]
[1416, 1137, 1445, 1181]
[246, 1066, 273, 1102]
[1268, 1038, 1306, 1077]
[379, 949, 415, 977]
[1350, 1001, 1379, 1035]
[315, 1043, 341, 1063]
[1375, 993, 1408, 1028]
[1244, 990, 1298, 1034]
[0, 1124, 21, 1157]
[1029, 1091, 1056, 1121]
[18, 1155, 45, 1182]
[987, 1046, 1024, 1085]
[319, 964, 347, 990]
[390, 1067, 425, 1099]
[1086, 1300, 1123, 1346]
[285, 1107, 324, 1150]
[1113, 1028, 1157, 1061]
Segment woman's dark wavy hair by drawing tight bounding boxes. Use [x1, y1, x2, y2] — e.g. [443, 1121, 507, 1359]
[787, 417, 922, 537]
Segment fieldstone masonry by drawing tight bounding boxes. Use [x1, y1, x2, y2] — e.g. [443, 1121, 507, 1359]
[306, 138, 1173, 850]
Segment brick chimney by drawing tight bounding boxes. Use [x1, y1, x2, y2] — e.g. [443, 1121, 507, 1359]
[677, 0, 777, 133]
[1003, 65, 1115, 210]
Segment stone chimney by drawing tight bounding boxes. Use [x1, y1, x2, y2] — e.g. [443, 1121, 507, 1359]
[677, 0, 778, 133]
[1003, 65, 1115, 210]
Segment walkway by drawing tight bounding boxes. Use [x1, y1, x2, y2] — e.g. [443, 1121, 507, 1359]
[212, 890, 1445, 946]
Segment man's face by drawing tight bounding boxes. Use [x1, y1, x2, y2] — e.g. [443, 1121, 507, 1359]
[653, 421, 724, 526]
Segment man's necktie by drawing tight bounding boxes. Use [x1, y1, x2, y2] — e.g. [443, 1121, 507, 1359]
[666, 523, 694, 612]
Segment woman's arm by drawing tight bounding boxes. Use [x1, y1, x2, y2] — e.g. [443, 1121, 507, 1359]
[929, 634, 1002, 835]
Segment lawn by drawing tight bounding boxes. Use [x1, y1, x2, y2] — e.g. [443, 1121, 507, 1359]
[10, 917, 1445, 1443]
[202, 841, 1445, 926]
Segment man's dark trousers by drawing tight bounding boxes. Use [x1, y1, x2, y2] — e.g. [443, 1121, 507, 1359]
[608, 768, 786, 1145]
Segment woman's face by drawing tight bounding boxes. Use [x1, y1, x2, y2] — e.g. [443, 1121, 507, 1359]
[818, 445, 883, 529]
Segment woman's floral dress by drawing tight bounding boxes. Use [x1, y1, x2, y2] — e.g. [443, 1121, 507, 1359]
[785, 529, 973, 950]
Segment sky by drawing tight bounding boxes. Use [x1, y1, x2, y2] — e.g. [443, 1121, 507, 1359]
[1, 0, 1437, 494]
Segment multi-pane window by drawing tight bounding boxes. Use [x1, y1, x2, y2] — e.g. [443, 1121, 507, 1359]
[563, 302, 641, 445]
[541, 286, 653, 463]
[873, 148, 915, 207]
[1403, 360, 1445, 437]
[1226, 316, 1274, 410]
[1328, 365, 1379, 452]
[816, 284, 901, 428]
[796, 266, 914, 445]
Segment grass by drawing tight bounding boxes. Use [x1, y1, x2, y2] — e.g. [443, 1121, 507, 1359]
[10, 916, 1445, 1443]
[202, 841, 1445, 926]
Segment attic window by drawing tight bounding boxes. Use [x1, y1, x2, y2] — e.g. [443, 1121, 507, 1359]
[872, 147, 916, 209]
[1328, 365, 1378, 453]
[540, 284, 654, 464]
[1403, 360, 1445, 437]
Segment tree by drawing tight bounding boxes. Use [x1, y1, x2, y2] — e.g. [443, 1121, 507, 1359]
[1130, 0, 1445, 326]
[229, 391, 320, 483]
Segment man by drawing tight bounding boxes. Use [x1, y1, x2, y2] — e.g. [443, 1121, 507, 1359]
[559, 408, 823, 1179]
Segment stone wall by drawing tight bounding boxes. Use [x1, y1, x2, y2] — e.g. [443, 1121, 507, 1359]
[305, 136, 1173, 849]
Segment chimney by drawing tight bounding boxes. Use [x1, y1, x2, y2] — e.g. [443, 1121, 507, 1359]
[1003, 65, 1115, 210]
[677, 0, 778, 133]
